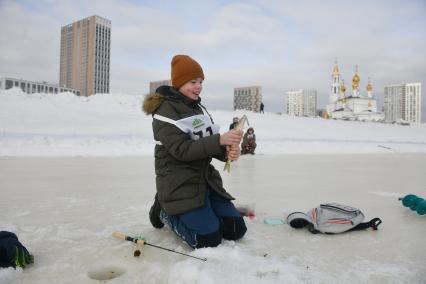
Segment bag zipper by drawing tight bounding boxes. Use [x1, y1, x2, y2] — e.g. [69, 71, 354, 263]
[320, 203, 360, 214]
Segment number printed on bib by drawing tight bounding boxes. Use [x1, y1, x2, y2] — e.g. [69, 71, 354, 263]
[175, 114, 220, 140]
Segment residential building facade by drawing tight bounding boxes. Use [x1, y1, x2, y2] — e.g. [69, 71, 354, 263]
[286, 90, 304, 116]
[384, 83, 421, 123]
[286, 89, 317, 117]
[233, 86, 262, 112]
[60, 15, 111, 96]
[0, 76, 80, 95]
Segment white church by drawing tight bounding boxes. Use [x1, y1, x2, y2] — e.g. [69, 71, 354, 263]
[326, 60, 384, 122]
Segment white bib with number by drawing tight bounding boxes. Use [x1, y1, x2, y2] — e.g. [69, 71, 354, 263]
[153, 108, 220, 142]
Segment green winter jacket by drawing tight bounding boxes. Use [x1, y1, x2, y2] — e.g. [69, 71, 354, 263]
[143, 86, 234, 215]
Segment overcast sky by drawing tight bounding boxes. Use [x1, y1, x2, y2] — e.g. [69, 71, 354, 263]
[1, 0, 425, 119]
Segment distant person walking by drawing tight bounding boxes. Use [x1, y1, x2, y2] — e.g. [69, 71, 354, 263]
[229, 117, 239, 130]
[260, 102, 264, 114]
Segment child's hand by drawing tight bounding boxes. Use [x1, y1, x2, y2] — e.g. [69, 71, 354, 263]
[227, 144, 240, 161]
[220, 130, 242, 146]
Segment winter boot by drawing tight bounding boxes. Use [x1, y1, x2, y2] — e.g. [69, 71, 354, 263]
[149, 194, 164, 229]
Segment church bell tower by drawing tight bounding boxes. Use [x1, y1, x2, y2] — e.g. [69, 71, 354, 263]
[330, 59, 341, 104]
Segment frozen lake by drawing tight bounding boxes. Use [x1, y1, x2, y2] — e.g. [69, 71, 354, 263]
[1, 154, 425, 283]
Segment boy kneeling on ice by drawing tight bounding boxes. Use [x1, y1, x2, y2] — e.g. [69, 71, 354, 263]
[143, 55, 247, 248]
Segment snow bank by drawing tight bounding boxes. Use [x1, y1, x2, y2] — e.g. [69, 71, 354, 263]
[1, 88, 425, 156]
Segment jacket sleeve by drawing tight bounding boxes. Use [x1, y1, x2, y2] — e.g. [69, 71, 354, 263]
[154, 102, 225, 162]
[213, 149, 227, 162]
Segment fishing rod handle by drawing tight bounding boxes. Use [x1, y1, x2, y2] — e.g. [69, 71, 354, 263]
[112, 231, 145, 245]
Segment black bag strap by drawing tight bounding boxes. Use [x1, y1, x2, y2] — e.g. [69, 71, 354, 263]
[349, 218, 382, 231]
[307, 224, 320, 234]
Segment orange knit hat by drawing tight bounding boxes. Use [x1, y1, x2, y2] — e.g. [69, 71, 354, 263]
[171, 55, 205, 89]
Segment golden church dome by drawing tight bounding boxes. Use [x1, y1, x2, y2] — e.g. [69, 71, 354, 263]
[340, 80, 346, 93]
[332, 58, 339, 75]
[333, 64, 339, 75]
[352, 65, 360, 90]
[366, 77, 372, 92]
[352, 73, 360, 84]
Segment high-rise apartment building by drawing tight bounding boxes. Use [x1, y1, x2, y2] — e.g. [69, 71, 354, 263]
[286, 89, 317, 117]
[384, 83, 421, 123]
[303, 89, 317, 117]
[286, 90, 304, 116]
[233, 86, 262, 112]
[60, 15, 111, 96]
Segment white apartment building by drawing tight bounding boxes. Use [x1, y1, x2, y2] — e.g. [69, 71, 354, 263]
[233, 86, 262, 112]
[383, 84, 404, 123]
[286, 89, 317, 117]
[286, 90, 304, 116]
[0, 76, 80, 95]
[384, 83, 421, 124]
[149, 79, 171, 94]
[303, 89, 317, 117]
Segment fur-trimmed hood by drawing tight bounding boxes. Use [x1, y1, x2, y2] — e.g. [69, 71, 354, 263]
[142, 85, 178, 115]
[142, 85, 201, 115]
[142, 92, 165, 115]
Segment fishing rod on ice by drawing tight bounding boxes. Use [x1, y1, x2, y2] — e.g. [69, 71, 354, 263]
[112, 231, 207, 261]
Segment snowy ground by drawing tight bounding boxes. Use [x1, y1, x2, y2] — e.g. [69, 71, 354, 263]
[1, 155, 425, 284]
[0, 89, 426, 283]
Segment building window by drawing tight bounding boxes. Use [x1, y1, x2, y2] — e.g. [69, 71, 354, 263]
[6, 80, 13, 89]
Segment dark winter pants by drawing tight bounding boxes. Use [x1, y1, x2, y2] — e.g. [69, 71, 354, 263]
[241, 144, 256, 155]
[160, 190, 247, 248]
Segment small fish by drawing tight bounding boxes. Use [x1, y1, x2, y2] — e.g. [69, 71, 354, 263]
[224, 115, 249, 172]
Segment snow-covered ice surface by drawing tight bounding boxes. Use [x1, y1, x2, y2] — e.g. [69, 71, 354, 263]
[0, 89, 426, 283]
[1, 155, 425, 284]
